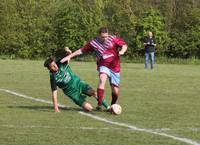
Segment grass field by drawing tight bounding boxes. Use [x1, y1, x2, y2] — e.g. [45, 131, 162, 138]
[0, 59, 200, 145]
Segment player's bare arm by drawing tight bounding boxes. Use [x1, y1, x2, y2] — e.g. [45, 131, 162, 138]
[119, 45, 128, 55]
[52, 90, 60, 113]
[64, 47, 72, 54]
[60, 49, 83, 63]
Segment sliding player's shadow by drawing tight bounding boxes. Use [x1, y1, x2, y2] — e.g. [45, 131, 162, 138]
[7, 105, 83, 112]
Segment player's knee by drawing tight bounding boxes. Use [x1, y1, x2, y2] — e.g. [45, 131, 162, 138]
[85, 106, 93, 112]
[99, 74, 107, 85]
[83, 102, 93, 111]
[87, 105, 93, 111]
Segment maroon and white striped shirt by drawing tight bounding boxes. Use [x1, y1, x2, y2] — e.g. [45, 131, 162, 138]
[81, 35, 127, 72]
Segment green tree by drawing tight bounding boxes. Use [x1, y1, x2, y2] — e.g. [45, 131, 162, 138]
[0, 0, 200, 59]
[135, 8, 169, 56]
[53, 0, 107, 52]
[182, 8, 200, 58]
[0, 0, 57, 58]
[167, 1, 200, 58]
[104, 0, 137, 57]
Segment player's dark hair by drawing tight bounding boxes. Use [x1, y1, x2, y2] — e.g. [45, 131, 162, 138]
[99, 27, 108, 34]
[44, 56, 55, 69]
[55, 48, 67, 59]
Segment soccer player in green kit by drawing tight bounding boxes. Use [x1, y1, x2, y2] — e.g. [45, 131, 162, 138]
[44, 47, 110, 112]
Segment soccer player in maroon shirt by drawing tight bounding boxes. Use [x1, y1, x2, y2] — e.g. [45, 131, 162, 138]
[60, 27, 128, 110]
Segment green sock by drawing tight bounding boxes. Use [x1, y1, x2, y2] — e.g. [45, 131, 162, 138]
[102, 98, 110, 109]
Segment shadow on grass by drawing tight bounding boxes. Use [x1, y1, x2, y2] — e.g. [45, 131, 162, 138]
[7, 104, 110, 114]
[7, 105, 83, 112]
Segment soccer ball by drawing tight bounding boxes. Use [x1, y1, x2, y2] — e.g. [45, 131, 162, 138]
[111, 104, 122, 115]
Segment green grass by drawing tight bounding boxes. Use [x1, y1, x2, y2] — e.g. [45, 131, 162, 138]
[0, 59, 200, 145]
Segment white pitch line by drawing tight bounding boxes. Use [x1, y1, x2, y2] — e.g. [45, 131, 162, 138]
[0, 88, 69, 109]
[0, 124, 155, 134]
[1, 124, 123, 131]
[0, 88, 199, 145]
[151, 128, 200, 132]
[2, 124, 199, 132]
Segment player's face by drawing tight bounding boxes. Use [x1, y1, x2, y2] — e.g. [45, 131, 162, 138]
[49, 61, 58, 72]
[99, 32, 109, 42]
[148, 32, 153, 38]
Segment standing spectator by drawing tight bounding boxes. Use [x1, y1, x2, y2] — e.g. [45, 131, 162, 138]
[60, 27, 128, 110]
[143, 31, 157, 69]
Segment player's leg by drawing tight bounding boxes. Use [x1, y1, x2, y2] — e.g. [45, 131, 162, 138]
[97, 71, 108, 106]
[109, 70, 120, 105]
[69, 93, 93, 111]
[63, 88, 93, 111]
[80, 80, 110, 110]
[82, 102, 93, 111]
[150, 52, 154, 69]
[145, 52, 149, 69]
[86, 88, 110, 110]
[111, 85, 119, 105]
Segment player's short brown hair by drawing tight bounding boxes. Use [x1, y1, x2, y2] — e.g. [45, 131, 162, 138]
[99, 27, 108, 34]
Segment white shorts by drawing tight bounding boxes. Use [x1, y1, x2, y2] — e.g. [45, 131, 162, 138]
[99, 66, 120, 87]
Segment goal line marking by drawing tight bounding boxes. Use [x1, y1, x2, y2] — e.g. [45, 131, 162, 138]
[0, 88, 199, 145]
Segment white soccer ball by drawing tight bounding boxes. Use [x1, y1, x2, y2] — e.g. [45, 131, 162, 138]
[111, 104, 122, 115]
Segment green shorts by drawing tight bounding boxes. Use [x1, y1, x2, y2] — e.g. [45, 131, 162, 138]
[63, 80, 92, 107]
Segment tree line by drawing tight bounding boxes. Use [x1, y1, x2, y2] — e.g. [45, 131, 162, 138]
[0, 0, 200, 59]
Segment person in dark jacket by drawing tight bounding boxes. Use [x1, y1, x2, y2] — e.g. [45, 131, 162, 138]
[143, 31, 157, 69]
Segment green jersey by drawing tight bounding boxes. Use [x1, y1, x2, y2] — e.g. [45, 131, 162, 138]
[48, 59, 109, 109]
[49, 61, 92, 106]
[50, 62, 80, 92]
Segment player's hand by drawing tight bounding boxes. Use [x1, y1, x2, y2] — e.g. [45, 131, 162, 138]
[60, 56, 70, 63]
[54, 108, 60, 113]
[64, 47, 72, 55]
[119, 51, 125, 55]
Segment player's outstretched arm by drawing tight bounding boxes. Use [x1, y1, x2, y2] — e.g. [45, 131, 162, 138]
[60, 49, 83, 63]
[119, 45, 128, 55]
[52, 90, 60, 113]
